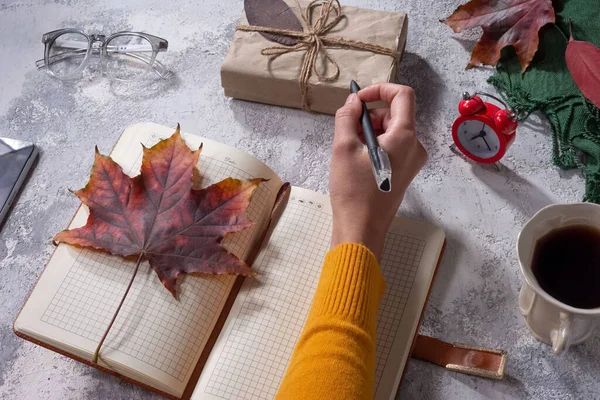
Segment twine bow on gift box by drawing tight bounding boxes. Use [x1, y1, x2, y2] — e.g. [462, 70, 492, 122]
[237, 0, 400, 111]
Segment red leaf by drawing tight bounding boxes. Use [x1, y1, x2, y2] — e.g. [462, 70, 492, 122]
[566, 25, 600, 109]
[54, 125, 265, 297]
[442, 0, 555, 71]
[244, 0, 303, 46]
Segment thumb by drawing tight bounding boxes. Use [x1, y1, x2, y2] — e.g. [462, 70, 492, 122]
[333, 94, 363, 148]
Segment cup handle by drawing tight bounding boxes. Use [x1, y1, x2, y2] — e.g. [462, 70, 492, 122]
[519, 285, 536, 317]
[551, 312, 572, 355]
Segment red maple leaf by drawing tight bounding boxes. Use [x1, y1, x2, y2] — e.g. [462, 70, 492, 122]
[566, 20, 600, 109]
[442, 0, 555, 71]
[55, 125, 264, 297]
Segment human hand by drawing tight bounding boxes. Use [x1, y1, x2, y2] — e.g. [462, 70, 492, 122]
[329, 83, 427, 259]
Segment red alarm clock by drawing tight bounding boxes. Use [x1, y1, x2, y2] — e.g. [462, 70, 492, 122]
[452, 92, 518, 163]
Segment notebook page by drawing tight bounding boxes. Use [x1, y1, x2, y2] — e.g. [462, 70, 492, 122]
[14, 123, 283, 397]
[190, 187, 445, 400]
[373, 215, 445, 400]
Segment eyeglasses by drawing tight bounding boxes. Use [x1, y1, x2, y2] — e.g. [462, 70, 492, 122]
[36, 29, 173, 81]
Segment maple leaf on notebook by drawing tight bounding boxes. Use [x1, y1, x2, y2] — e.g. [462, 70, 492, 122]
[55, 125, 264, 297]
[442, 0, 555, 71]
[55, 125, 265, 363]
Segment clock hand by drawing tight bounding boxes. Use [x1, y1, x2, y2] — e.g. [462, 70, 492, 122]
[471, 124, 488, 141]
[481, 135, 492, 151]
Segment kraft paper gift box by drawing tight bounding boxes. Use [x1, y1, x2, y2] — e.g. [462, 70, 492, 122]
[221, 0, 408, 114]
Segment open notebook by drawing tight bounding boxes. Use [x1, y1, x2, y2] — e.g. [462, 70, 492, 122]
[15, 123, 445, 400]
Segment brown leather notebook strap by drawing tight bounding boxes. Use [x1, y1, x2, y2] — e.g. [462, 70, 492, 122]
[411, 335, 507, 379]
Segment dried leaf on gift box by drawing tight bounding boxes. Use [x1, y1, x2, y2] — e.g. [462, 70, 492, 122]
[223, 1, 408, 114]
[244, 0, 303, 45]
[566, 20, 600, 109]
[442, 0, 555, 71]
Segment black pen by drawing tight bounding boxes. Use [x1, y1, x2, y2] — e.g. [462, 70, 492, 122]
[350, 80, 392, 192]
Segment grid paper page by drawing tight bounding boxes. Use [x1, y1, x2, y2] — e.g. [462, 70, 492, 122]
[41, 253, 231, 381]
[194, 188, 428, 400]
[375, 234, 425, 389]
[39, 154, 272, 382]
[204, 195, 329, 400]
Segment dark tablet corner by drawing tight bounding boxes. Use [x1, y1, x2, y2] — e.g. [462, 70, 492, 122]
[0, 138, 39, 230]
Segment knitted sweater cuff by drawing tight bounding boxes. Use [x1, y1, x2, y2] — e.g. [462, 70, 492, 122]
[314, 243, 386, 332]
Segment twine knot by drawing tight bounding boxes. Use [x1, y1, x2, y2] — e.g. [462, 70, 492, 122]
[237, 0, 400, 111]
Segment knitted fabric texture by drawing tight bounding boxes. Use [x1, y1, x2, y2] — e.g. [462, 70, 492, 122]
[488, 0, 600, 202]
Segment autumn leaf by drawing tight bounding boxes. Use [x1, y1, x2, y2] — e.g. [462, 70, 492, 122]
[244, 0, 303, 46]
[55, 125, 264, 297]
[442, 0, 555, 71]
[54, 125, 265, 363]
[566, 20, 600, 109]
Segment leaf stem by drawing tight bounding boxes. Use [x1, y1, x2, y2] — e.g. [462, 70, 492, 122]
[555, 21, 570, 43]
[92, 253, 144, 364]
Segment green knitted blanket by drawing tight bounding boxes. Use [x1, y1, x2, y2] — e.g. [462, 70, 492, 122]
[488, 0, 600, 202]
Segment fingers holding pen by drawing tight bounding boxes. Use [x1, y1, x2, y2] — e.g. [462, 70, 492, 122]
[356, 83, 426, 169]
[358, 83, 416, 133]
[363, 108, 391, 132]
[336, 83, 420, 153]
[333, 93, 364, 151]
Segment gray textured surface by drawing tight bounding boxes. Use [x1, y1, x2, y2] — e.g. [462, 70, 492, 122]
[1, 0, 598, 399]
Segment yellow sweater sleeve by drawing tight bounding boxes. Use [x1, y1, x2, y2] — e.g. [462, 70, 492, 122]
[275, 243, 386, 400]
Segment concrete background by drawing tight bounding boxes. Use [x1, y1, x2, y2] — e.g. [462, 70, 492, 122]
[1, 0, 598, 399]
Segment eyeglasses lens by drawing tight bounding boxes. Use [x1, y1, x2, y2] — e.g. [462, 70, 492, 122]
[48, 32, 89, 78]
[105, 35, 154, 80]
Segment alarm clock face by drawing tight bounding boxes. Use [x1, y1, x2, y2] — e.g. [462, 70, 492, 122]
[456, 120, 500, 159]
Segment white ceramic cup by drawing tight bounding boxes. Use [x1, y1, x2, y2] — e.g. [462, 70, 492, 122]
[517, 203, 600, 355]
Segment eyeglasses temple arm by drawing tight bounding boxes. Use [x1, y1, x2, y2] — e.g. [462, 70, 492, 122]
[36, 47, 173, 79]
[36, 49, 88, 70]
[149, 58, 173, 79]
[110, 51, 173, 79]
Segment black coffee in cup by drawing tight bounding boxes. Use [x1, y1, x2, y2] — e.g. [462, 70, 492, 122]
[532, 225, 600, 309]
